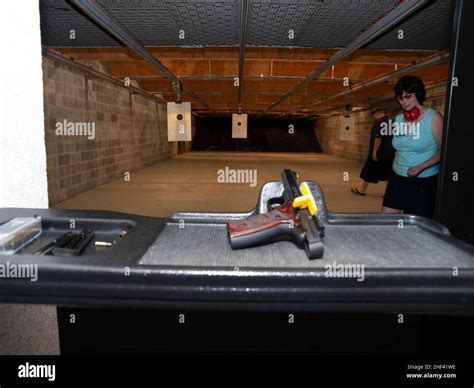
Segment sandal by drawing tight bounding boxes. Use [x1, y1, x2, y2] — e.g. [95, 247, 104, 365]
[351, 188, 366, 196]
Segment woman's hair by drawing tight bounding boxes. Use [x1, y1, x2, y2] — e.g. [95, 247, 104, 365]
[394, 75, 426, 105]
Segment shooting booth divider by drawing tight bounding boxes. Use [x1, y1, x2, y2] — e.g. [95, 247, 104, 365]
[435, 0, 474, 245]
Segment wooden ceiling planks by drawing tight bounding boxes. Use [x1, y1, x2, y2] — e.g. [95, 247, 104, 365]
[53, 47, 448, 114]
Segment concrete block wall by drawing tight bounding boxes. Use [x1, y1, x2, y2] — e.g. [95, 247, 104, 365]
[42, 56, 177, 205]
[315, 113, 373, 161]
[314, 84, 447, 162]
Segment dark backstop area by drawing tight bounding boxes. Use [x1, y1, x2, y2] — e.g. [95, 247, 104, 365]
[192, 116, 322, 152]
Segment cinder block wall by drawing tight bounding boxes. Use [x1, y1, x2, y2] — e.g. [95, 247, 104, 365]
[314, 84, 447, 162]
[42, 56, 177, 205]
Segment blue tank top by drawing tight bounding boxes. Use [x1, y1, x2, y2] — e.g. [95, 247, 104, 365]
[392, 108, 439, 177]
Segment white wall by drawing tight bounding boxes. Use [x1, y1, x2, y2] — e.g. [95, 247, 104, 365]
[0, 1, 48, 208]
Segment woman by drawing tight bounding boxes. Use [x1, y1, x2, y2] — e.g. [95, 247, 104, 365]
[382, 75, 443, 219]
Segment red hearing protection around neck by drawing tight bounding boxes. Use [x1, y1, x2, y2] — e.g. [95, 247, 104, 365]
[403, 106, 421, 121]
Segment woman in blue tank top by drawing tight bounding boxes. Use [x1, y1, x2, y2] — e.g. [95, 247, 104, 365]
[382, 75, 444, 219]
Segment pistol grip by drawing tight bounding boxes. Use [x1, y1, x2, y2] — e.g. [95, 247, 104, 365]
[227, 202, 304, 250]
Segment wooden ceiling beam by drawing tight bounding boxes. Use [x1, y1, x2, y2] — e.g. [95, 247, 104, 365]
[59, 47, 438, 65]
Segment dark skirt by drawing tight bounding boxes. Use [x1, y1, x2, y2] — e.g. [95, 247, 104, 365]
[360, 158, 392, 183]
[382, 171, 438, 219]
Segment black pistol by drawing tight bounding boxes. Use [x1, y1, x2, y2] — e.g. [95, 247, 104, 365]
[227, 169, 324, 259]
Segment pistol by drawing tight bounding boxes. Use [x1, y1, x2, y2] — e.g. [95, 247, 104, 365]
[227, 169, 324, 259]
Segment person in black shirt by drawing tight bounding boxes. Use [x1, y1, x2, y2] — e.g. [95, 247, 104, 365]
[351, 107, 394, 196]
